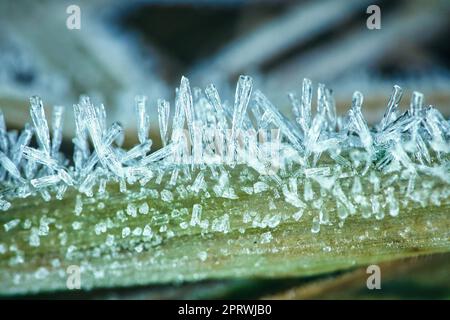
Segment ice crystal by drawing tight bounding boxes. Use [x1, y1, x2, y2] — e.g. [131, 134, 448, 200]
[190, 204, 202, 227]
[4, 219, 20, 232]
[121, 227, 131, 238]
[135, 95, 150, 145]
[30, 96, 51, 155]
[198, 251, 208, 262]
[0, 74, 449, 236]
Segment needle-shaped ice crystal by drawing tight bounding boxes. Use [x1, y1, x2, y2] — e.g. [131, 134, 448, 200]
[121, 140, 152, 163]
[300, 78, 312, 133]
[0, 151, 24, 182]
[0, 109, 8, 152]
[140, 143, 176, 165]
[230, 75, 253, 158]
[51, 105, 65, 158]
[380, 85, 402, 130]
[31, 175, 61, 189]
[157, 99, 170, 147]
[254, 90, 304, 153]
[30, 96, 51, 154]
[11, 123, 33, 166]
[135, 95, 150, 145]
[410, 91, 424, 117]
[349, 91, 373, 155]
[180, 76, 195, 142]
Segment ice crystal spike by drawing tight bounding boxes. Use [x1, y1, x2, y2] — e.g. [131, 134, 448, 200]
[317, 83, 326, 115]
[102, 122, 123, 147]
[82, 98, 124, 177]
[192, 120, 203, 165]
[0, 151, 23, 182]
[30, 96, 51, 155]
[72, 102, 89, 157]
[351, 91, 363, 111]
[51, 105, 65, 158]
[23, 146, 59, 169]
[410, 91, 424, 117]
[135, 95, 150, 145]
[316, 84, 336, 131]
[205, 84, 225, 118]
[191, 172, 205, 194]
[305, 113, 324, 157]
[180, 76, 195, 142]
[380, 85, 403, 130]
[171, 89, 184, 134]
[121, 140, 152, 163]
[349, 91, 373, 155]
[231, 75, 253, 154]
[30, 175, 60, 189]
[80, 122, 123, 177]
[157, 99, 170, 147]
[0, 109, 8, 153]
[288, 92, 301, 123]
[11, 123, 32, 166]
[190, 204, 202, 226]
[96, 103, 107, 134]
[140, 143, 175, 165]
[300, 78, 313, 133]
[254, 90, 304, 153]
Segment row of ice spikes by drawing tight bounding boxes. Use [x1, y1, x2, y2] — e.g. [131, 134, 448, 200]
[0, 75, 449, 204]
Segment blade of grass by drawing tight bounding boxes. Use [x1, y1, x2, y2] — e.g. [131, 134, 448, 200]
[0, 165, 449, 296]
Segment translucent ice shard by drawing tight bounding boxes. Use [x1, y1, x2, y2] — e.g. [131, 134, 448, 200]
[30, 96, 51, 154]
[11, 123, 32, 166]
[348, 91, 373, 155]
[157, 99, 170, 147]
[140, 143, 176, 165]
[81, 122, 123, 177]
[0, 151, 24, 182]
[300, 78, 312, 133]
[31, 175, 61, 189]
[51, 105, 65, 158]
[121, 140, 152, 163]
[317, 83, 336, 130]
[380, 85, 402, 130]
[135, 95, 150, 145]
[230, 75, 253, 160]
[190, 204, 202, 226]
[192, 120, 204, 165]
[254, 90, 304, 153]
[23, 146, 59, 169]
[180, 76, 195, 142]
[0, 109, 8, 153]
[81, 97, 124, 177]
[409, 91, 424, 117]
[205, 84, 228, 128]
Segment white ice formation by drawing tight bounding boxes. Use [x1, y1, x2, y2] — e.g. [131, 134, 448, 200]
[0, 75, 449, 232]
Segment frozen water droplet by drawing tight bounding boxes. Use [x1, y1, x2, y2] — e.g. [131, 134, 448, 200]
[311, 216, 320, 233]
[198, 251, 208, 261]
[4, 219, 20, 232]
[122, 227, 131, 238]
[260, 231, 273, 244]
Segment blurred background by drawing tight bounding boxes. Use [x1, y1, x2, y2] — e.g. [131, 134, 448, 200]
[0, 0, 449, 148]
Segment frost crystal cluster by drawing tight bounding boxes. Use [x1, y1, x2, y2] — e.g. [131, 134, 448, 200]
[0, 75, 449, 235]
